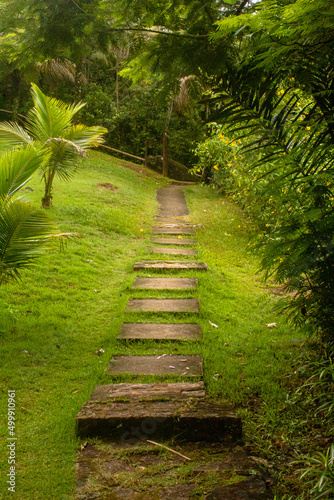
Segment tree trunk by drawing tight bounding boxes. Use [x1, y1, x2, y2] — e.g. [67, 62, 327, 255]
[41, 194, 53, 209]
[41, 170, 55, 208]
[116, 56, 119, 113]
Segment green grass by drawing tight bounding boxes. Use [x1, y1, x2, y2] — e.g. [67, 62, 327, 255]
[0, 152, 306, 498]
[0, 151, 168, 498]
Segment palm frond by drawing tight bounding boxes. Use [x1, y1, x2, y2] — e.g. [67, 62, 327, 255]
[44, 138, 83, 182]
[26, 84, 86, 141]
[0, 197, 75, 284]
[63, 124, 107, 149]
[0, 121, 33, 147]
[0, 145, 46, 198]
[37, 58, 76, 83]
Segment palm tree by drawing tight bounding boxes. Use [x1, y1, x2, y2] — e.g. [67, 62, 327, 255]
[0, 84, 107, 208]
[0, 146, 74, 284]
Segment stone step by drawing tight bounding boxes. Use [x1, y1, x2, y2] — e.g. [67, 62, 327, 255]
[77, 442, 268, 499]
[133, 260, 207, 271]
[106, 355, 203, 377]
[125, 298, 200, 313]
[76, 382, 242, 441]
[150, 237, 197, 245]
[88, 381, 206, 400]
[156, 185, 190, 217]
[154, 222, 199, 227]
[152, 225, 195, 235]
[147, 247, 198, 256]
[132, 277, 198, 290]
[155, 217, 190, 224]
[118, 323, 202, 340]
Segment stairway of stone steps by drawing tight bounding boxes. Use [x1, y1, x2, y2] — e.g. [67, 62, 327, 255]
[75, 185, 271, 499]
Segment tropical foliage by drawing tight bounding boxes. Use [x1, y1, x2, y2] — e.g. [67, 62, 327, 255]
[206, 0, 334, 343]
[0, 145, 73, 284]
[0, 84, 107, 207]
[0, 1, 334, 497]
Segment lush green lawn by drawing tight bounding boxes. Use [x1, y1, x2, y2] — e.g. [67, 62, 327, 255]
[0, 152, 305, 498]
[0, 152, 168, 498]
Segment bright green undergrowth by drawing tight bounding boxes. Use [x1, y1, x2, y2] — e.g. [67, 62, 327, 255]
[0, 154, 304, 498]
[185, 186, 303, 405]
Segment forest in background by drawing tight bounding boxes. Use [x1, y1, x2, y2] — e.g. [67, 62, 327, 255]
[1, 1, 334, 497]
[2, 0, 333, 344]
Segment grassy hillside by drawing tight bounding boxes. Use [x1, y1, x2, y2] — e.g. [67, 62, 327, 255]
[0, 152, 168, 498]
[0, 151, 305, 498]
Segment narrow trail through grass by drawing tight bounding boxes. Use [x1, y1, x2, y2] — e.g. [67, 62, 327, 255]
[0, 152, 304, 498]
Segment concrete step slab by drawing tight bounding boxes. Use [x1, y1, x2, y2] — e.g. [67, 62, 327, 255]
[76, 442, 269, 499]
[154, 222, 199, 227]
[156, 185, 190, 217]
[125, 298, 200, 313]
[106, 354, 203, 377]
[155, 217, 190, 224]
[76, 382, 242, 441]
[118, 323, 202, 340]
[205, 478, 269, 499]
[88, 382, 206, 401]
[132, 277, 198, 290]
[147, 247, 198, 256]
[150, 237, 197, 245]
[133, 260, 207, 271]
[152, 225, 195, 235]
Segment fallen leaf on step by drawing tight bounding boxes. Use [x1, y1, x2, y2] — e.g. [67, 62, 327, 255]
[267, 323, 277, 328]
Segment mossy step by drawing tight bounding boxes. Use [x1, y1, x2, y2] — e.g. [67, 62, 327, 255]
[88, 382, 206, 401]
[133, 260, 207, 270]
[132, 277, 198, 290]
[152, 225, 195, 235]
[106, 355, 203, 376]
[150, 237, 197, 245]
[76, 382, 242, 441]
[147, 247, 198, 256]
[77, 442, 269, 499]
[118, 323, 202, 340]
[125, 298, 200, 313]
